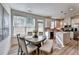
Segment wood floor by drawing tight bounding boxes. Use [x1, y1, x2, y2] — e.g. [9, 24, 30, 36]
[8, 37, 79, 55]
[52, 39, 79, 55]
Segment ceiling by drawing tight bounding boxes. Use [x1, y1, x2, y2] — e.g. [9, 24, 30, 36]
[8, 3, 79, 19]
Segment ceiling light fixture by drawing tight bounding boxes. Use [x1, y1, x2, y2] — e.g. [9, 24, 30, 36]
[27, 8, 32, 12]
[69, 8, 73, 11]
[27, 10, 32, 12]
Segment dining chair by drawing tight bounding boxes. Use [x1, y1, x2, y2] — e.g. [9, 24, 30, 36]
[39, 39, 53, 55]
[19, 37, 37, 55]
[17, 34, 22, 55]
[17, 34, 31, 55]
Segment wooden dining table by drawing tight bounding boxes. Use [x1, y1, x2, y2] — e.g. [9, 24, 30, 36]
[21, 36, 46, 55]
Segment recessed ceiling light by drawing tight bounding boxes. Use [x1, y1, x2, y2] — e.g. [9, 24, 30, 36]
[27, 10, 32, 12]
[69, 8, 73, 11]
[26, 8, 32, 12]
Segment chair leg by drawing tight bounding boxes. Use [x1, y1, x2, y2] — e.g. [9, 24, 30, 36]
[51, 47, 53, 53]
[17, 48, 19, 55]
[39, 50, 42, 55]
[35, 50, 38, 55]
[18, 47, 20, 55]
[41, 51, 48, 55]
[21, 49, 23, 55]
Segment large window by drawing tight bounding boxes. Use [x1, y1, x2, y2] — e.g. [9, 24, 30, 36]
[3, 8, 9, 39]
[13, 16, 26, 27]
[13, 15, 35, 37]
[13, 16, 26, 36]
[0, 4, 9, 41]
[0, 4, 3, 41]
[13, 14, 45, 37]
[25, 17, 35, 36]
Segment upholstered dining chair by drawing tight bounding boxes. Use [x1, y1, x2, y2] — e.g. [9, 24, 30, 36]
[39, 39, 53, 55]
[19, 37, 37, 55]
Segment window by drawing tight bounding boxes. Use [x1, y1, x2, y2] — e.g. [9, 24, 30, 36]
[12, 10, 45, 37]
[37, 19, 44, 36]
[0, 4, 3, 41]
[0, 4, 9, 41]
[13, 16, 26, 36]
[3, 9, 9, 39]
[13, 16, 35, 37]
[13, 16, 26, 27]
[25, 17, 35, 36]
[26, 17, 35, 27]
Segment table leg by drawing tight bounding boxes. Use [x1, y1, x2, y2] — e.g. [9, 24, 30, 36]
[37, 47, 39, 55]
[37, 43, 41, 55]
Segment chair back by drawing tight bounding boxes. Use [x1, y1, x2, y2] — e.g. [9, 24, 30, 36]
[17, 34, 21, 47]
[19, 37, 28, 54]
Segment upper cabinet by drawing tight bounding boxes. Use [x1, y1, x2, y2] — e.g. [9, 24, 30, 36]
[45, 17, 51, 28]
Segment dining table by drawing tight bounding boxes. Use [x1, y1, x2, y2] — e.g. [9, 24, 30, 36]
[21, 35, 46, 55]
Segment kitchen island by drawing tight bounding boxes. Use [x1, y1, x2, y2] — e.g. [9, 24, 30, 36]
[55, 31, 71, 49]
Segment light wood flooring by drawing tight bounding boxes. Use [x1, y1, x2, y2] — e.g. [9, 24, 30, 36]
[8, 37, 79, 55]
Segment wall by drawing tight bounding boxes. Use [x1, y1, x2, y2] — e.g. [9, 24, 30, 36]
[0, 3, 11, 55]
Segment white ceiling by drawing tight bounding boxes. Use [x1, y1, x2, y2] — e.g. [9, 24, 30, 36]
[8, 3, 79, 19]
